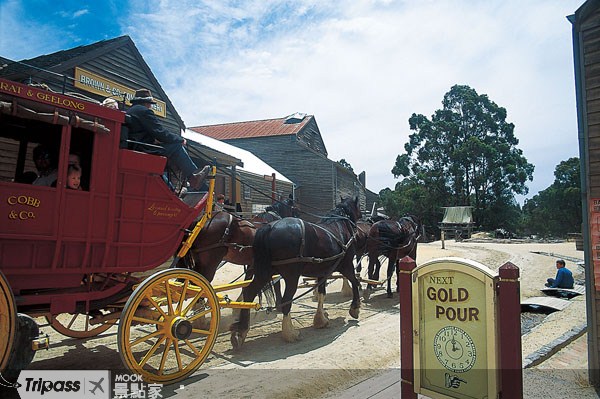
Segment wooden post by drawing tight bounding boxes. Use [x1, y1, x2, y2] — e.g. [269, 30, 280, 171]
[271, 173, 276, 204]
[497, 262, 523, 399]
[399, 256, 417, 399]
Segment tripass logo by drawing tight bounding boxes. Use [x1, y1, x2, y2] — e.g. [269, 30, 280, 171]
[17, 370, 109, 399]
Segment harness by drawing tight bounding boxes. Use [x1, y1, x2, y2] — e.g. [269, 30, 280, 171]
[267, 213, 359, 309]
[271, 215, 357, 266]
[369, 218, 420, 253]
[193, 211, 255, 253]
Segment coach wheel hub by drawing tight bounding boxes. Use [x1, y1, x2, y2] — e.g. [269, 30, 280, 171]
[171, 318, 193, 340]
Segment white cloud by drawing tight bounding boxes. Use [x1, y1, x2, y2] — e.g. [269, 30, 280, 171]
[72, 9, 90, 18]
[1, 0, 585, 200]
[135, 0, 581, 197]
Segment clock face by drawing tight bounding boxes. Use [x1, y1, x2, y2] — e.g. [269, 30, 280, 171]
[433, 326, 476, 373]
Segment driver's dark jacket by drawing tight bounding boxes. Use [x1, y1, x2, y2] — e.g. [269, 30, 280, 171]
[125, 104, 182, 152]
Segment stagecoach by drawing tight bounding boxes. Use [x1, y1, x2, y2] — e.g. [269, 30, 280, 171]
[0, 78, 261, 384]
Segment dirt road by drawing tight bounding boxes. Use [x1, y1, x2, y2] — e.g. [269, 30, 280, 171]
[24, 239, 586, 398]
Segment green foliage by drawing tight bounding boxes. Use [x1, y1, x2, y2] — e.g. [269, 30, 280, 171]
[391, 85, 534, 232]
[338, 159, 354, 172]
[522, 157, 582, 237]
[379, 179, 448, 236]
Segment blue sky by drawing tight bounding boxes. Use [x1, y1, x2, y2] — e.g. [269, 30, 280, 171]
[0, 0, 586, 201]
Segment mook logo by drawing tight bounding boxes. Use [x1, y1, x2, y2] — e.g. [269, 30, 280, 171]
[17, 370, 109, 399]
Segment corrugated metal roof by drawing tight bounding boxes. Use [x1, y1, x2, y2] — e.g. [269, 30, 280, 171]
[190, 114, 312, 140]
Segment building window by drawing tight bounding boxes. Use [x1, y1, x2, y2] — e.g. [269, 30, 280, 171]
[243, 183, 251, 200]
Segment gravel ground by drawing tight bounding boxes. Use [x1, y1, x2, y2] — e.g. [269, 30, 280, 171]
[6, 239, 597, 398]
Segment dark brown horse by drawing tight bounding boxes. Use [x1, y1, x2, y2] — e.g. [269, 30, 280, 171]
[251, 197, 300, 226]
[365, 215, 421, 298]
[182, 211, 256, 282]
[182, 196, 299, 282]
[230, 197, 362, 348]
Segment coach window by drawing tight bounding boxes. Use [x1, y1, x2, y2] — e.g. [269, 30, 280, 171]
[0, 114, 62, 186]
[69, 127, 94, 191]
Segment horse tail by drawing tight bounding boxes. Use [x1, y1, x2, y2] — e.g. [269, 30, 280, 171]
[253, 224, 273, 281]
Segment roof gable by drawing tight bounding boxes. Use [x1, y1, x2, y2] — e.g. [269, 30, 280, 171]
[0, 35, 186, 129]
[0, 36, 128, 77]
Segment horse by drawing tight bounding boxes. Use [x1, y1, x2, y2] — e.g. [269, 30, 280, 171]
[252, 196, 299, 226]
[182, 210, 256, 282]
[182, 196, 299, 283]
[365, 215, 421, 298]
[229, 197, 362, 348]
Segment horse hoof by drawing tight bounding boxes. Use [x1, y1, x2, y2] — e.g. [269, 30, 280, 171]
[230, 330, 247, 350]
[282, 316, 300, 342]
[363, 290, 371, 301]
[349, 307, 360, 319]
[313, 311, 330, 329]
[282, 329, 300, 342]
[387, 292, 393, 298]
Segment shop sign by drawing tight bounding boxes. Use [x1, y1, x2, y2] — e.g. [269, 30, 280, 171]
[74, 67, 166, 118]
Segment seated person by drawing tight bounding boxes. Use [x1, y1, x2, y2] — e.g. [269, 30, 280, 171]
[545, 259, 574, 289]
[66, 164, 82, 190]
[15, 171, 38, 184]
[125, 88, 209, 189]
[215, 194, 226, 211]
[102, 97, 119, 110]
[69, 152, 81, 167]
[32, 144, 57, 186]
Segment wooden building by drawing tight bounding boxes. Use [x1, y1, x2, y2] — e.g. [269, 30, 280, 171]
[0, 36, 184, 134]
[0, 35, 294, 212]
[183, 130, 295, 216]
[570, 0, 600, 386]
[191, 113, 372, 221]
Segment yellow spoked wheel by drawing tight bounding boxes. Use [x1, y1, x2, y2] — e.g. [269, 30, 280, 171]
[0, 271, 16, 372]
[117, 269, 220, 384]
[45, 312, 116, 339]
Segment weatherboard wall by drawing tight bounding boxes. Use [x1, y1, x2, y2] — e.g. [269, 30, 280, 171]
[216, 134, 365, 222]
[572, 0, 600, 386]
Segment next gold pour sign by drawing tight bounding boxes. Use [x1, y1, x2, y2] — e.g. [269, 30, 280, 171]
[413, 258, 498, 399]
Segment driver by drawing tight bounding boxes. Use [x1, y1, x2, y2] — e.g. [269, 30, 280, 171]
[126, 89, 209, 189]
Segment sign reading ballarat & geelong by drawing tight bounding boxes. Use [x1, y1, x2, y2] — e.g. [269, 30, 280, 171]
[413, 257, 499, 399]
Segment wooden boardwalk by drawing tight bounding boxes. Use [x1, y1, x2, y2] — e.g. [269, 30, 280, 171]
[331, 369, 400, 398]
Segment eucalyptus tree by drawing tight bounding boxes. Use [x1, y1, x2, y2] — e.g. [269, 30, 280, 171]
[392, 85, 533, 230]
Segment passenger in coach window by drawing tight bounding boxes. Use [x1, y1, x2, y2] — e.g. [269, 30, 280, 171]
[66, 164, 82, 190]
[32, 144, 58, 186]
[68, 152, 81, 167]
